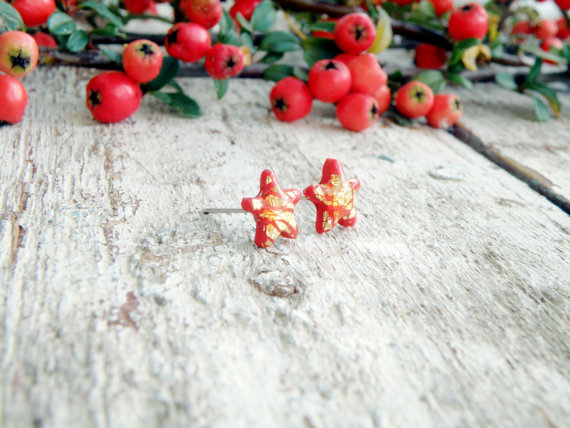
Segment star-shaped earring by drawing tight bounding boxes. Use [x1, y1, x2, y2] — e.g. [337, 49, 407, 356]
[303, 159, 360, 234]
[241, 170, 301, 248]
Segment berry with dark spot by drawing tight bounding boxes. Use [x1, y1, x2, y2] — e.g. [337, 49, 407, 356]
[204, 44, 244, 79]
[9, 0, 55, 27]
[0, 31, 39, 78]
[426, 93, 463, 128]
[334, 13, 376, 55]
[270, 77, 313, 122]
[395, 81, 434, 118]
[0, 75, 28, 125]
[122, 39, 163, 83]
[165, 23, 211, 63]
[336, 93, 379, 132]
[308, 59, 351, 103]
[186, 0, 222, 29]
[448, 3, 488, 42]
[348, 53, 387, 95]
[86, 72, 142, 123]
[371, 85, 391, 115]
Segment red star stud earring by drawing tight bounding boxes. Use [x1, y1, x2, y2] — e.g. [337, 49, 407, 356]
[303, 158, 360, 234]
[204, 170, 301, 248]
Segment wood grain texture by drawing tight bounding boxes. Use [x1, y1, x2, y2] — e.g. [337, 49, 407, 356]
[0, 67, 569, 428]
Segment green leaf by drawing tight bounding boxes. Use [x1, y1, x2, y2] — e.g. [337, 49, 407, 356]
[384, 108, 414, 127]
[309, 21, 336, 33]
[219, 10, 235, 36]
[214, 79, 229, 99]
[292, 66, 309, 82]
[239, 32, 254, 51]
[300, 36, 342, 66]
[455, 38, 480, 51]
[80, 1, 123, 28]
[263, 64, 294, 81]
[260, 51, 284, 63]
[412, 70, 446, 93]
[66, 30, 88, 52]
[251, 0, 276, 32]
[102, 48, 123, 65]
[532, 96, 550, 122]
[494, 72, 517, 90]
[524, 58, 542, 86]
[144, 57, 180, 92]
[150, 92, 201, 118]
[413, 0, 437, 19]
[91, 23, 126, 37]
[447, 73, 473, 90]
[235, 13, 253, 33]
[0, 1, 24, 31]
[526, 82, 560, 117]
[48, 12, 76, 36]
[260, 32, 300, 53]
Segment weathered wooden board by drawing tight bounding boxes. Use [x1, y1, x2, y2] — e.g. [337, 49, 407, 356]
[1, 67, 569, 428]
[452, 83, 570, 199]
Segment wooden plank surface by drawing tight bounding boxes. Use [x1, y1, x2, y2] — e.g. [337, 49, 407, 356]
[0, 67, 569, 428]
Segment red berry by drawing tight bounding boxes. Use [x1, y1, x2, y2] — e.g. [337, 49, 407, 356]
[540, 37, 564, 64]
[186, 0, 223, 30]
[448, 3, 488, 42]
[165, 23, 211, 63]
[0, 31, 39, 78]
[395, 81, 434, 118]
[334, 13, 376, 55]
[9, 0, 55, 27]
[415, 43, 447, 69]
[511, 21, 533, 36]
[229, 0, 262, 20]
[86, 72, 142, 123]
[0, 75, 28, 125]
[204, 44, 244, 79]
[333, 53, 357, 66]
[308, 59, 351, 103]
[555, 0, 570, 9]
[534, 20, 557, 41]
[556, 18, 570, 40]
[122, 39, 163, 83]
[428, 0, 453, 16]
[336, 93, 379, 132]
[123, 0, 153, 14]
[371, 85, 391, 115]
[426, 94, 462, 128]
[348, 53, 387, 95]
[32, 32, 57, 48]
[270, 77, 313, 122]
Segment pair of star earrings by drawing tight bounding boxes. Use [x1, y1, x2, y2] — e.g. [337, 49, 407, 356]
[203, 158, 360, 248]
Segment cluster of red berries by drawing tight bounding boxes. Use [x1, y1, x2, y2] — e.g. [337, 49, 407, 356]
[395, 81, 462, 128]
[86, 39, 163, 123]
[511, 18, 569, 61]
[0, 31, 39, 125]
[270, 13, 389, 132]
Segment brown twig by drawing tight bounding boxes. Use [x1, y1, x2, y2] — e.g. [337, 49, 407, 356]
[272, 0, 361, 17]
[448, 123, 570, 215]
[497, 0, 514, 33]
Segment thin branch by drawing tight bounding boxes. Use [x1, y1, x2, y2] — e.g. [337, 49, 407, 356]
[497, 0, 514, 33]
[272, 0, 361, 17]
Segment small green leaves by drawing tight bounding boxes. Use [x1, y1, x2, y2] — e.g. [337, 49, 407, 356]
[449, 38, 480, 66]
[301, 36, 341, 66]
[48, 12, 76, 36]
[263, 64, 294, 81]
[151, 91, 201, 118]
[494, 72, 517, 90]
[412, 70, 446, 93]
[260, 31, 300, 52]
[66, 30, 88, 52]
[251, 0, 276, 32]
[102, 49, 123, 66]
[446, 73, 473, 90]
[80, 1, 123, 28]
[0, 1, 24, 31]
[260, 52, 284, 64]
[524, 58, 542, 87]
[144, 57, 180, 92]
[214, 78, 229, 99]
[532, 96, 550, 122]
[218, 10, 241, 46]
[309, 21, 336, 33]
[526, 82, 560, 118]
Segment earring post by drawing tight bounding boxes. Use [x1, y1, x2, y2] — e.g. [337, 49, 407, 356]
[202, 208, 246, 215]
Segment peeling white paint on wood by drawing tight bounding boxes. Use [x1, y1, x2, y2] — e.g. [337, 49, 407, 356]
[0, 67, 569, 428]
